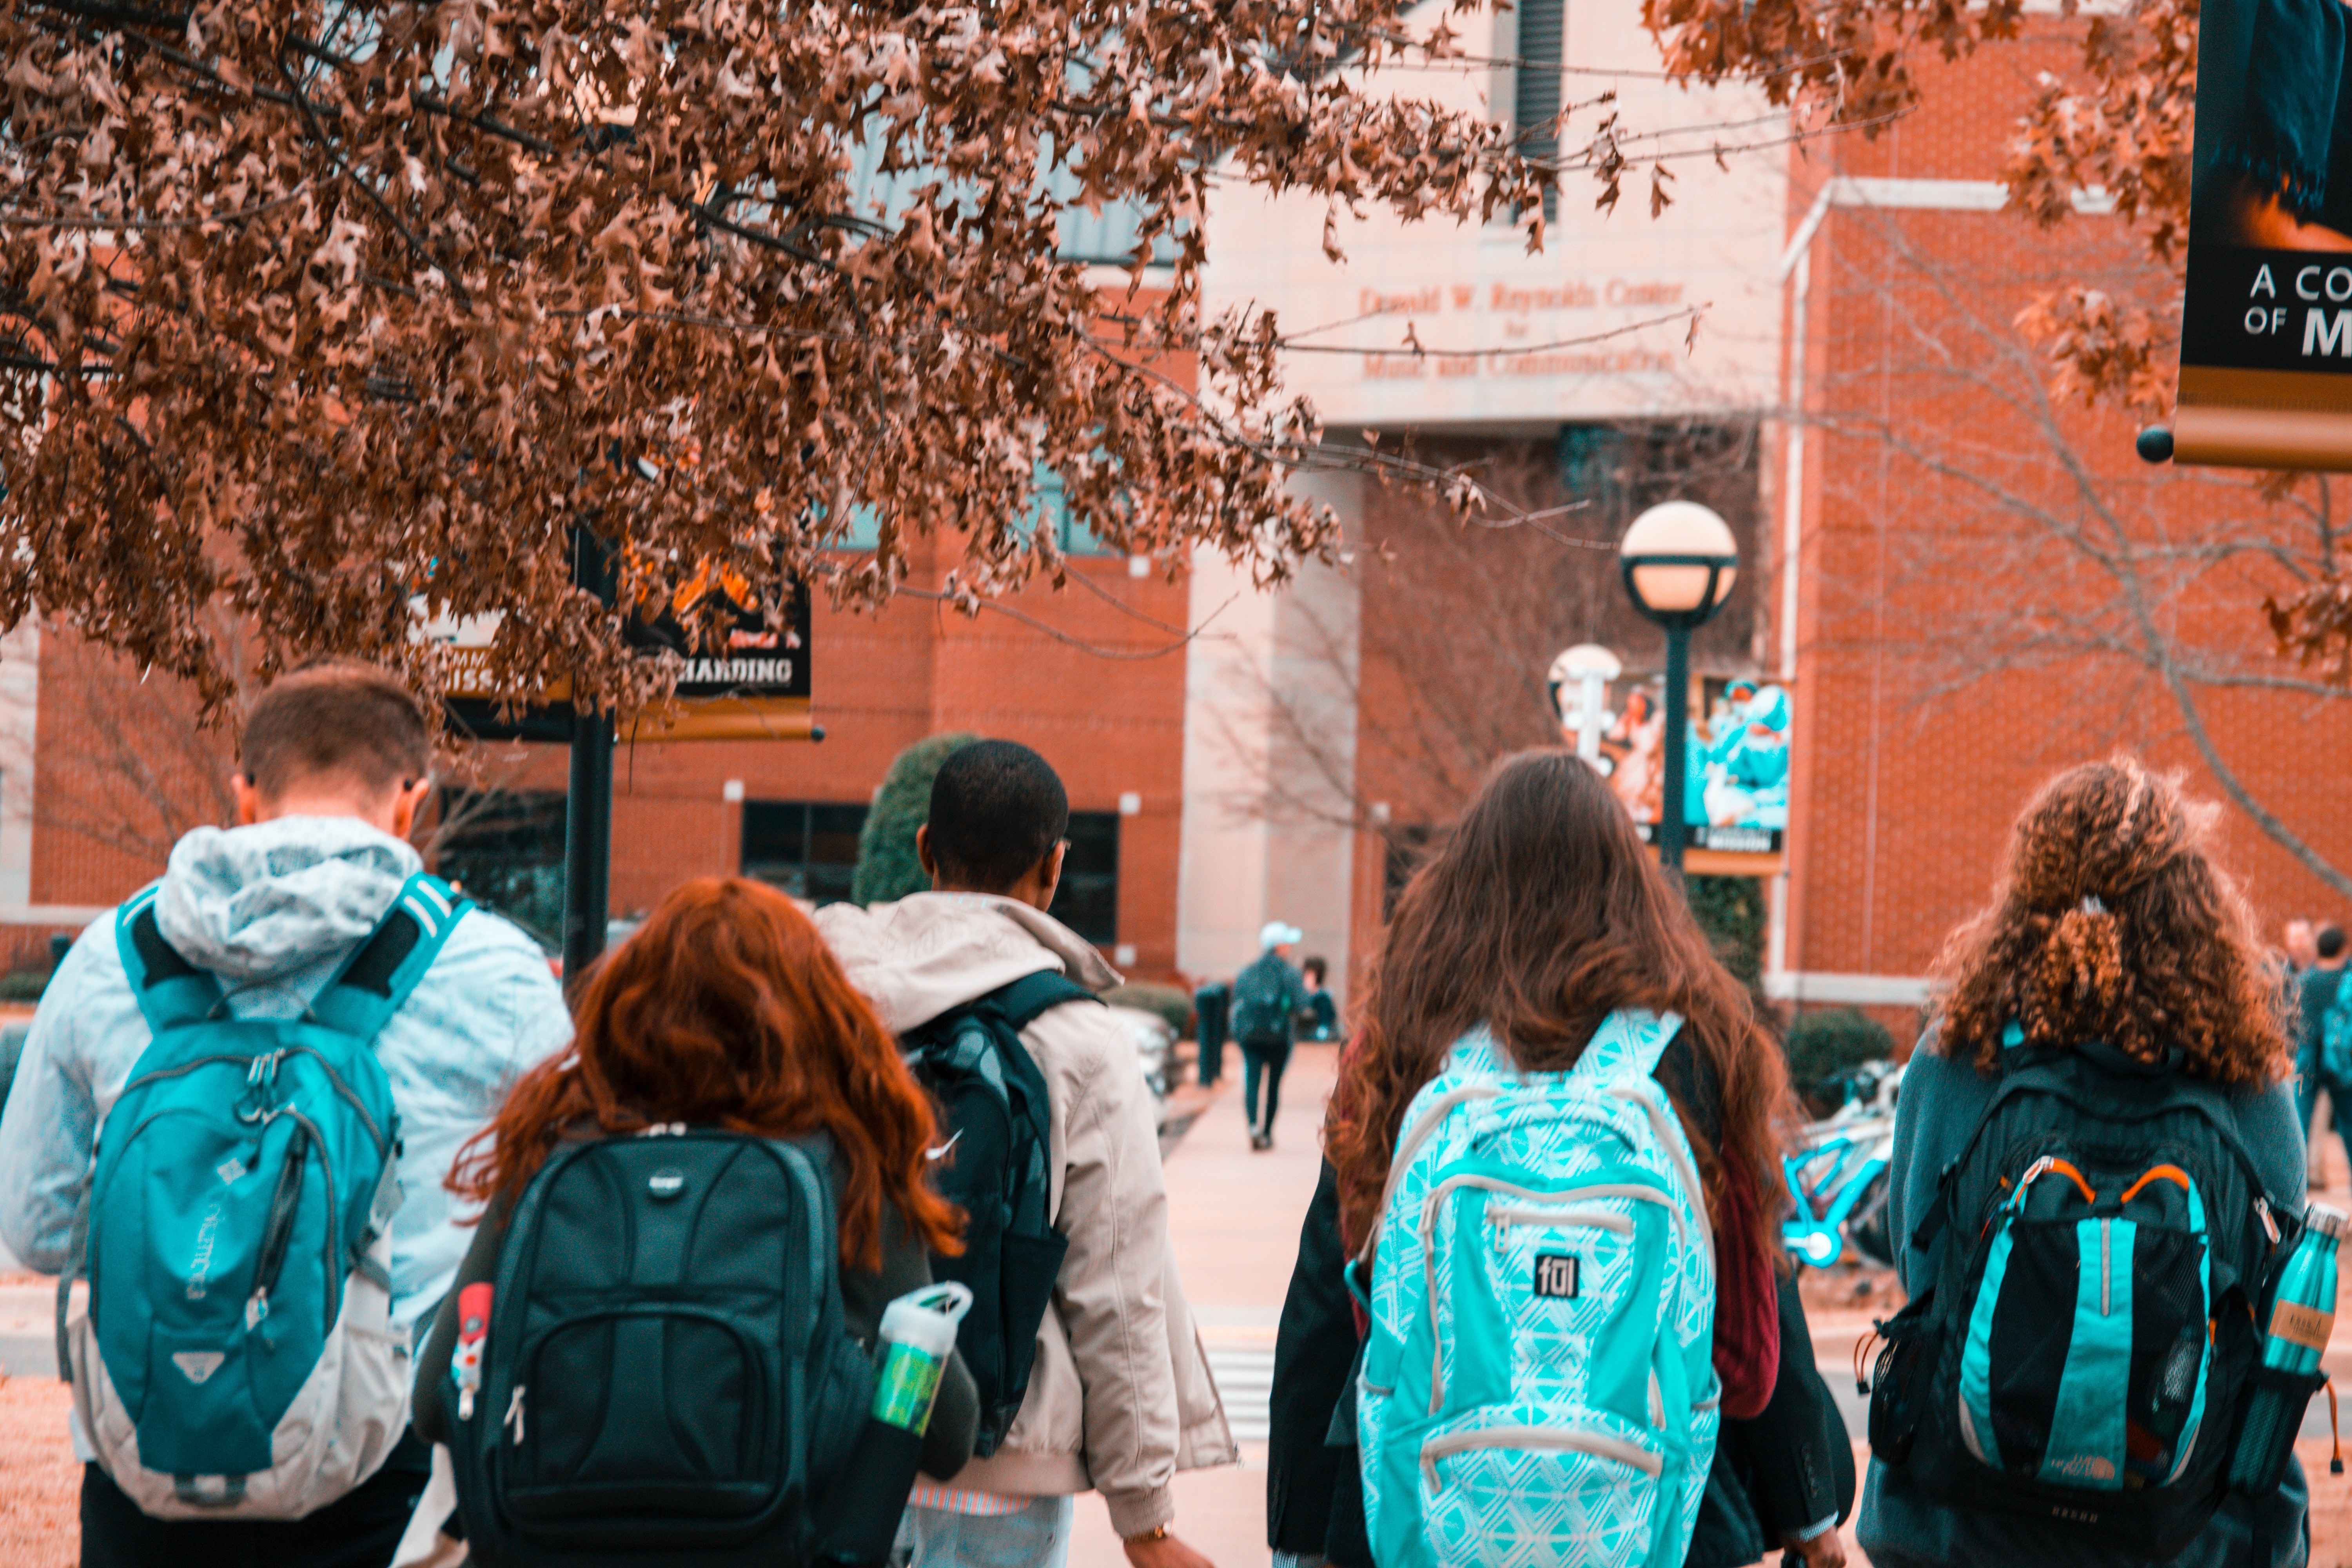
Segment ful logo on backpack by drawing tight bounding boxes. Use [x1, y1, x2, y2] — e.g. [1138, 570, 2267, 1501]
[1357, 1011, 1718, 1568]
[61, 874, 466, 1519]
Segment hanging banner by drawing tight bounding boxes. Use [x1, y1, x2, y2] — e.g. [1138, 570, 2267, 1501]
[1561, 662, 1790, 875]
[2175, 0, 2352, 466]
[429, 572, 815, 743]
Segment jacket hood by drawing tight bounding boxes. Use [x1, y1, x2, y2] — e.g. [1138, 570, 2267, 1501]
[813, 892, 1122, 1034]
[154, 816, 423, 983]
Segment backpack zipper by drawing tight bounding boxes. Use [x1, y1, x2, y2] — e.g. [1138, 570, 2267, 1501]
[1419, 1422, 1664, 1490]
[246, 1122, 310, 1330]
[505, 1384, 526, 1445]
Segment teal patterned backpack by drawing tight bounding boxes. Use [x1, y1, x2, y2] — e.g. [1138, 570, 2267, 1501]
[1357, 1011, 1717, 1568]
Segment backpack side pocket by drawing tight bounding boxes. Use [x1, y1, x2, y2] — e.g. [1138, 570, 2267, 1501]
[1866, 1288, 1940, 1468]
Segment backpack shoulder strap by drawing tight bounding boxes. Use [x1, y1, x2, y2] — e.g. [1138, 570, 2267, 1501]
[114, 886, 227, 1036]
[308, 873, 473, 1044]
[987, 968, 1100, 1032]
[1570, 1008, 1684, 1085]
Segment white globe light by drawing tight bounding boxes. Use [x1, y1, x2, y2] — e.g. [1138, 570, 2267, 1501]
[1619, 501, 1738, 619]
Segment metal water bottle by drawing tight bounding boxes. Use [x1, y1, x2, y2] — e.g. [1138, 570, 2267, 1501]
[2228, 1203, 2344, 1490]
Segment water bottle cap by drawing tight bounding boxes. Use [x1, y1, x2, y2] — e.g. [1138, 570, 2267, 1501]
[2306, 1203, 2347, 1241]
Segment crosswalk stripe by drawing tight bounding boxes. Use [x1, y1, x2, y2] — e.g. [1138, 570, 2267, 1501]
[1203, 1338, 1277, 1444]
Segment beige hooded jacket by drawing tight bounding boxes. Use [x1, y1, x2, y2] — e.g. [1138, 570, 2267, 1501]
[814, 892, 1235, 1537]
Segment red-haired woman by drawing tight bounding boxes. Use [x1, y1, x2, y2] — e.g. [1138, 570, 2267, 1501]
[412, 877, 977, 1486]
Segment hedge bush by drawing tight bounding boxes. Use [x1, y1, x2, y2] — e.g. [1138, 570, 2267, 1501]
[1786, 1007, 1896, 1108]
[1103, 982, 1193, 1038]
[1688, 875, 1766, 989]
[850, 732, 976, 907]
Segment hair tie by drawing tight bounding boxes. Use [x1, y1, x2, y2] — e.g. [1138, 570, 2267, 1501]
[2080, 895, 2107, 916]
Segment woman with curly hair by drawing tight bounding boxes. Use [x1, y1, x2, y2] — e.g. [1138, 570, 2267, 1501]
[1858, 759, 2308, 1568]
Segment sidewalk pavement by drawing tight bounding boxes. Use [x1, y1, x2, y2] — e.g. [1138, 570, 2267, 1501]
[1066, 1042, 1339, 1568]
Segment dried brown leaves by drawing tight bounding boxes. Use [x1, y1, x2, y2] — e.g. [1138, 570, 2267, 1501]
[0, 0, 1546, 716]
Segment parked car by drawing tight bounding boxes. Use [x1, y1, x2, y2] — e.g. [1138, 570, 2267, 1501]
[1103, 1004, 1176, 1101]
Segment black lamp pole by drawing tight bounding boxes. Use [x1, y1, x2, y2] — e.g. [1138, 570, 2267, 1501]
[1659, 618, 1692, 873]
[1619, 549, 1736, 876]
[563, 526, 616, 980]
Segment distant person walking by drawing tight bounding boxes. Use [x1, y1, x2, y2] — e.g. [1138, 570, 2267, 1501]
[1231, 923, 1311, 1151]
[1858, 759, 2308, 1568]
[2296, 922, 2351, 1187]
[817, 740, 1234, 1568]
[0, 661, 572, 1568]
[1298, 956, 1339, 1042]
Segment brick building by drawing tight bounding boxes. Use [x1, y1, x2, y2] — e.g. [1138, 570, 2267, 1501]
[5, 11, 2348, 1030]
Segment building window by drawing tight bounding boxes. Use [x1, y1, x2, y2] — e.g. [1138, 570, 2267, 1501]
[742, 800, 870, 904]
[434, 789, 567, 949]
[829, 467, 1116, 555]
[1051, 811, 1120, 946]
[1517, 0, 1563, 224]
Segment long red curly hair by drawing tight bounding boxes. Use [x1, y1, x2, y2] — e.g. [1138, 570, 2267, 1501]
[1935, 758, 2290, 1085]
[450, 876, 962, 1268]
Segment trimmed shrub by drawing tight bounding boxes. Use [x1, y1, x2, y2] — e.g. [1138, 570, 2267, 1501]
[1103, 982, 1193, 1038]
[850, 732, 977, 907]
[1786, 1007, 1896, 1109]
[0, 967, 50, 1002]
[1688, 875, 1766, 989]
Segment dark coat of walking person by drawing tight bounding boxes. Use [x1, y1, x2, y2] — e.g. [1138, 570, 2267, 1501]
[1262, 750, 1821, 1568]
[1858, 759, 2312, 1568]
[1232, 924, 1312, 1151]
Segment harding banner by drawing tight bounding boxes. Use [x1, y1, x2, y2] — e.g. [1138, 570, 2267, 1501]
[2177, 0, 2352, 465]
[433, 570, 813, 743]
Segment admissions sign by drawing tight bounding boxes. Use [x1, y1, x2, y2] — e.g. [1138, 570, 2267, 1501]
[2175, 0, 2352, 466]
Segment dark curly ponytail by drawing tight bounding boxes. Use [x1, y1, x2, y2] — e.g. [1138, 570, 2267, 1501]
[1934, 759, 2288, 1085]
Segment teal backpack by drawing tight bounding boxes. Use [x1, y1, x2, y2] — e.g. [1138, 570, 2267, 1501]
[1356, 1011, 1717, 1568]
[2320, 975, 2352, 1085]
[58, 873, 467, 1518]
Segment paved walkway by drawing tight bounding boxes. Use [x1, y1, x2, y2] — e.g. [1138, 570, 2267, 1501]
[1066, 1042, 1339, 1568]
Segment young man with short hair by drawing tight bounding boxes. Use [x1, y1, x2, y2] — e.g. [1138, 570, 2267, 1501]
[816, 739, 1233, 1568]
[0, 660, 572, 1567]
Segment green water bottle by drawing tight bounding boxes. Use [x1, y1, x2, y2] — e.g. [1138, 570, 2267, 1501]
[2229, 1203, 2343, 1491]
[871, 1282, 972, 1432]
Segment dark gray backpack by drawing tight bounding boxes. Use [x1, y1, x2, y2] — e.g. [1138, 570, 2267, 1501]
[448, 1131, 874, 1567]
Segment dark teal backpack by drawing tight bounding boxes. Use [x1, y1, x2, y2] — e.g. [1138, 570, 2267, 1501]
[62, 873, 465, 1518]
[1866, 1030, 2286, 1561]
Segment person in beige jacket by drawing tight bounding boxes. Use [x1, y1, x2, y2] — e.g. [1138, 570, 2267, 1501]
[815, 740, 1235, 1568]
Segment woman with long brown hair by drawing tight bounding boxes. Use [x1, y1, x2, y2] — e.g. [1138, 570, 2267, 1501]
[1857, 759, 2308, 1568]
[411, 877, 978, 1531]
[1268, 750, 1829, 1568]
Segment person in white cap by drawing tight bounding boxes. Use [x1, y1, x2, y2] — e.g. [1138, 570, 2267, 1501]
[1229, 922, 1311, 1151]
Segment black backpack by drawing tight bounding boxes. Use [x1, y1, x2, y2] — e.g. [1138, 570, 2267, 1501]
[449, 1131, 876, 1568]
[1865, 1036, 2291, 1562]
[1229, 954, 1294, 1048]
[900, 971, 1096, 1456]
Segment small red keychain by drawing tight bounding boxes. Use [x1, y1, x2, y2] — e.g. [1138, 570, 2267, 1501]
[454, 1283, 493, 1420]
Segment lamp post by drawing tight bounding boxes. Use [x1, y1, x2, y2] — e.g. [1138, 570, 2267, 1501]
[1619, 502, 1739, 873]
